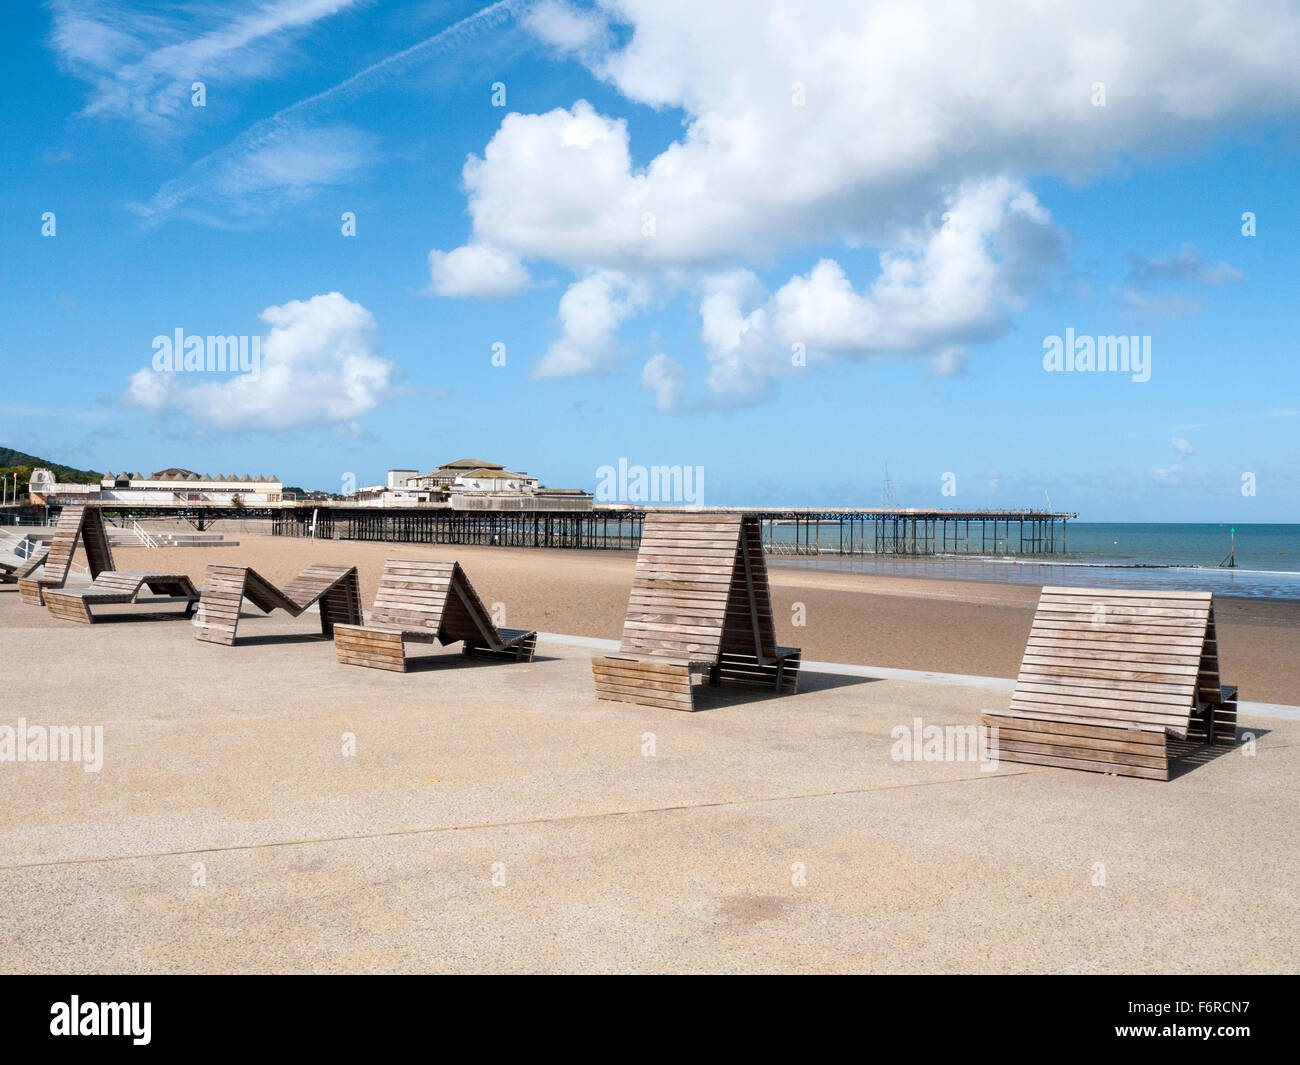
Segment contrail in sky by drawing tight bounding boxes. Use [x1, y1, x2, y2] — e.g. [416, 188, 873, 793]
[136, 0, 527, 223]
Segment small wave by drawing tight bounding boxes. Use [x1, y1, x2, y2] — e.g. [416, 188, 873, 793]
[928, 555, 1300, 577]
[774, 554, 1300, 600]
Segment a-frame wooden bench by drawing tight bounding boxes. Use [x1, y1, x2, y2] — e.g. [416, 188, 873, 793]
[18, 505, 116, 606]
[333, 559, 537, 672]
[193, 563, 363, 645]
[44, 572, 200, 624]
[592, 512, 801, 711]
[982, 586, 1237, 780]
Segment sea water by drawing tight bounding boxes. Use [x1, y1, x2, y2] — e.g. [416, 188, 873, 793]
[776, 522, 1300, 600]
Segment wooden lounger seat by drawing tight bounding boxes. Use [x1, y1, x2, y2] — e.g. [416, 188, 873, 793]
[194, 563, 362, 645]
[43, 571, 200, 624]
[18, 505, 114, 606]
[23, 505, 206, 624]
[1, 544, 48, 584]
[982, 586, 1237, 780]
[593, 512, 801, 711]
[0, 531, 33, 582]
[333, 559, 537, 672]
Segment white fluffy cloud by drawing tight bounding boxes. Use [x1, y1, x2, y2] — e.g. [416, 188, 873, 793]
[525, 0, 611, 55]
[125, 292, 398, 432]
[532, 271, 646, 378]
[428, 243, 532, 298]
[460, 102, 649, 267]
[457, 1, 1300, 266]
[702, 179, 1055, 403]
[432, 0, 1300, 403]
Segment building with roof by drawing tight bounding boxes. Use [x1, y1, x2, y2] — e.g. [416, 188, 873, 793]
[450, 467, 538, 492]
[27, 468, 283, 506]
[395, 460, 539, 493]
[381, 459, 588, 510]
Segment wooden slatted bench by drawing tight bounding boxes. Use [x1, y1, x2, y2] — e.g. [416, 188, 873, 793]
[18, 505, 114, 606]
[194, 563, 362, 645]
[982, 586, 1237, 780]
[44, 572, 200, 624]
[333, 559, 537, 672]
[593, 512, 801, 711]
[24, 506, 216, 625]
[1, 532, 43, 584]
[1, 545, 48, 585]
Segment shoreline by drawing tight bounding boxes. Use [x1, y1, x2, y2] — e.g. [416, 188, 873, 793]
[780, 554, 1300, 575]
[772, 554, 1300, 602]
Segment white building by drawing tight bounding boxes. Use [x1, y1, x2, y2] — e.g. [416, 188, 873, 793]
[356, 459, 588, 509]
[355, 482, 436, 507]
[409, 459, 538, 493]
[450, 467, 539, 493]
[28, 468, 283, 506]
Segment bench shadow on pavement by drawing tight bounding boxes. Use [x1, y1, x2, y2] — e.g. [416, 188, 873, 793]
[691, 669, 878, 710]
[402, 649, 558, 672]
[1167, 728, 1266, 780]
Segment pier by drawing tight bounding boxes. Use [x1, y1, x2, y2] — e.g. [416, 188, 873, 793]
[270, 505, 1077, 558]
[5, 502, 1077, 557]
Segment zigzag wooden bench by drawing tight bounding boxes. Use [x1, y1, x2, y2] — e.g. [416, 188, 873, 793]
[593, 512, 801, 711]
[18, 505, 114, 606]
[44, 572, 200, 624]
[982, 586, 1237, 780]
[194, 563, 362, 645]
[333, 559, 537, 672]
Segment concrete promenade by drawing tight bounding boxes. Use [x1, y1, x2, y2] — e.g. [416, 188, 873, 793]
[1, 590, 1295, 973]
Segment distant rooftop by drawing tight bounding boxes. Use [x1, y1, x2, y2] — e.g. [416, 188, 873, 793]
[146, 470, 279, 482]
[437, 458, 505, 471]
[459, 468, 529, 479]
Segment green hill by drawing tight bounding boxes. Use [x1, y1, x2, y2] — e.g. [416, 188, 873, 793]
[0, 446, 102, 484]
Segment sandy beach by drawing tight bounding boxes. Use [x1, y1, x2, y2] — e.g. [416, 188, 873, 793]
[104, 534, 1300, 704]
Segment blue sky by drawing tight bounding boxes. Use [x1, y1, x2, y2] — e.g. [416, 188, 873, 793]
[2, 0, 1298, 521]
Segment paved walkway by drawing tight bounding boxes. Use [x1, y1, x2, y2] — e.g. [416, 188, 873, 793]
[1, 590, 1296, 972]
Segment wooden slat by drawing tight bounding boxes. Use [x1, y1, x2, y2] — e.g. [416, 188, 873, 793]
[983, 713, 1169, 779]
[1039, 586, 1213, 602]
[334, 625, 406, 671]
[593, 654, 694, 710]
